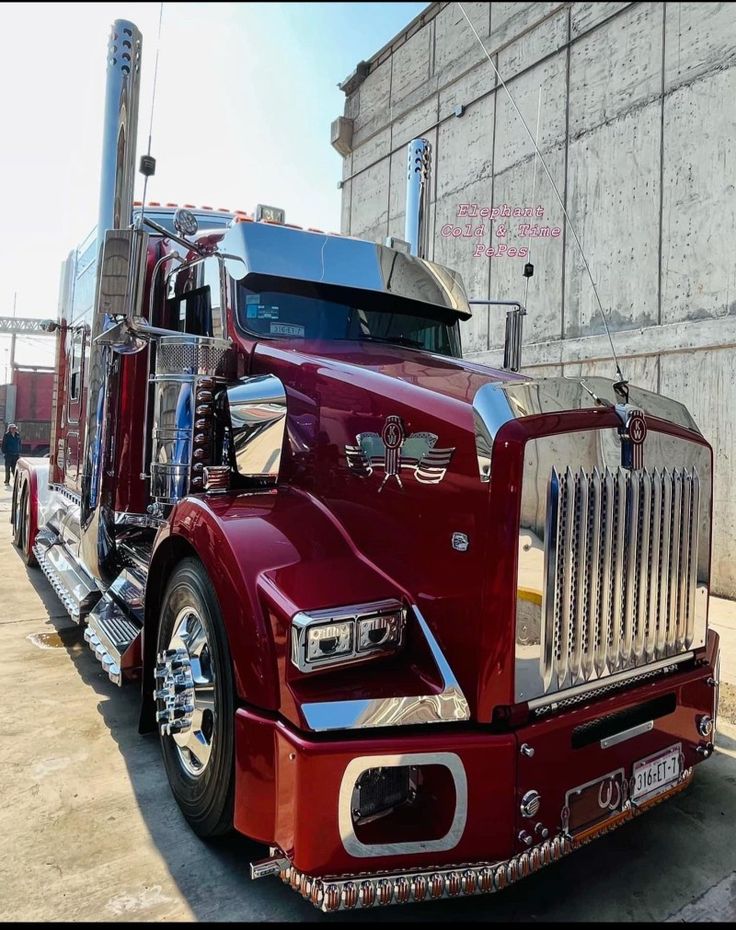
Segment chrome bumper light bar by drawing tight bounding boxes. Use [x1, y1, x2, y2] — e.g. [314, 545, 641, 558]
[252, 768, 692, 911]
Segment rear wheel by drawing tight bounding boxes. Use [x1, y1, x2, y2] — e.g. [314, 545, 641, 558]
[11, 479, 22, 548]
[12, 481, 36, 566]
[154, 557, 235, 838]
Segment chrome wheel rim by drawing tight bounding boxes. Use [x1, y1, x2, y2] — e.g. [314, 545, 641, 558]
[156, 606, 216, 777]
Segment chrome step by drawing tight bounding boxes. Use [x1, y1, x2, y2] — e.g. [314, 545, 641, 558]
[107, 565, 146, 625]
[33, 537, 100, 621]
[84, 593, 142, 686]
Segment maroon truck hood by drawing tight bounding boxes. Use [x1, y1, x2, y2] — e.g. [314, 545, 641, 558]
[253, 338, 525, 406]
[247, 337, 523, 721]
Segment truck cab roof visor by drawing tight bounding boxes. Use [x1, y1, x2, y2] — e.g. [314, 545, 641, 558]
[220, 222, 472, 321]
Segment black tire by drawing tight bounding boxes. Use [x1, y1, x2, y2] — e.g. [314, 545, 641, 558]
[11, 481, 35, 565]
[11, 479, 22, 548]
[21, 486, 37, 567]
[156, 557, 235, 838]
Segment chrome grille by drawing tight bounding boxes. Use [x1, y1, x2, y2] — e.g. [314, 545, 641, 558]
[542, 466, 699, 692]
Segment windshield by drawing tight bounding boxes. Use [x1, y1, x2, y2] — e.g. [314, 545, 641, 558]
[235, 285, 462, 357]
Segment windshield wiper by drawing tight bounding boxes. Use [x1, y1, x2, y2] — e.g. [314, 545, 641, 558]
[360, 334, 424, 349]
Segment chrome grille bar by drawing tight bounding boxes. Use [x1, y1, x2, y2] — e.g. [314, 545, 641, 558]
[541, 466, 700, 693]
[622, 470, 638, 666]
[686, 471, 700, 649]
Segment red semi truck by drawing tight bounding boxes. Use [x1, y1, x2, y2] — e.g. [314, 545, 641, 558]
[12, 18, 719, 911]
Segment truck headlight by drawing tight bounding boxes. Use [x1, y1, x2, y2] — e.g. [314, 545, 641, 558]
[306, 621, 353, 662]
[357, 612, 403, 652]
[291, 600, 405, 672]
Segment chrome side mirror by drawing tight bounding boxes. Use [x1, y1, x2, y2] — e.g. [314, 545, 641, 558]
[95, 228, 150, 354]
[95, 316, 147, 354]
[225, 374, 287, 483]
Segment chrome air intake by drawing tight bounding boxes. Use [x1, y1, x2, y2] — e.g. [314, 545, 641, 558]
[150, 335, 229, 503]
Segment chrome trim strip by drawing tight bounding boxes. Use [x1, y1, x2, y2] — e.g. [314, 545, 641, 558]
[532, 662, 681, 715]
[338, 752, 467, 859]
[300, 605, 470, 731]
[600, 720, 654, 749]
[527, 653, 693, 710]
[113, 511, 163, 529]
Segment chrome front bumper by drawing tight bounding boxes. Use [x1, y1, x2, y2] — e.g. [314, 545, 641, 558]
[253, 766, 694, 911]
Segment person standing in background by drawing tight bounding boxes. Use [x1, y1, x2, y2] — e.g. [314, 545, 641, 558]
[3, 424, 22, 486]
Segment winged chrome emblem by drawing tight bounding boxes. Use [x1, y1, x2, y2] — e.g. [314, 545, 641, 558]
[345, 415, 455, 491]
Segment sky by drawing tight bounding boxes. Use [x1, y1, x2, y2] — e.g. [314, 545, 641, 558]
[0, 1, 426, 374]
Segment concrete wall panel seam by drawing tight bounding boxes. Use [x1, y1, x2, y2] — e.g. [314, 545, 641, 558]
[657, 0, 666, 328]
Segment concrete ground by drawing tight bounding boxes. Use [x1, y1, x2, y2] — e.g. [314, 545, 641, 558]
[0, 480, 735, 923]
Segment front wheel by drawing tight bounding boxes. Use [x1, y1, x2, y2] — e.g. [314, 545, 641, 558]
[155, 557, 235, 838]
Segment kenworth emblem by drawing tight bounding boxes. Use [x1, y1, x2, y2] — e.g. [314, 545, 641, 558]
[616, 405, 647, 470]
[345, 415, 455, 491]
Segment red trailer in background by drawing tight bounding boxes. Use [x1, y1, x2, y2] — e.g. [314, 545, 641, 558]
[0, 367, 54, 456]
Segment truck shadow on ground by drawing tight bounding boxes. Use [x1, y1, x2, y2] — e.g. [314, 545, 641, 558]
[16, 549, 736, 922]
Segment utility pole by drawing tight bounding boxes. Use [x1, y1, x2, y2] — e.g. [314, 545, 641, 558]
[9, 294, 17, 385]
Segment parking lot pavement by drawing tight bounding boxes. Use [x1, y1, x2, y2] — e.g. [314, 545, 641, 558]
[0, 480, 734, 922]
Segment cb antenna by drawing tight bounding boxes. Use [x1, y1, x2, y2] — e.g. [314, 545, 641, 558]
[138, 2, 164, 227]
[457, 3, 628, 400]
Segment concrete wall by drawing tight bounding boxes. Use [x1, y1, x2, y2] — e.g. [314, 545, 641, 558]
[337, 1, 736, 597]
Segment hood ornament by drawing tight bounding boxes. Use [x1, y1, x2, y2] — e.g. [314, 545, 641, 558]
[346, 415, 455, 491]
[615, 404, 647, 470]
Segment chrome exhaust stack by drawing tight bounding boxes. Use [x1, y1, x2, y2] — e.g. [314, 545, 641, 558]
[405, 138, 431, 259]
[96, 21, 142, 237]
[79, 20, 143, 581]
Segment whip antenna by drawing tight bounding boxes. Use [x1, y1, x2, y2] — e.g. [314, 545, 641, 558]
[138, 2, 164, 225]
[457, 2, 627, 391]
[524, 86, 543, 311]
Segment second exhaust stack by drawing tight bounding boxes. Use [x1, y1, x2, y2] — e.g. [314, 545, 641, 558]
[405, 138, 431, 259]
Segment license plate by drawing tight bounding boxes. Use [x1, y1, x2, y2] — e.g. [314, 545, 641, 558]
[632, 743, 681, 802]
